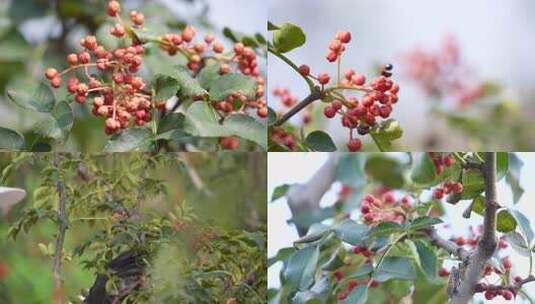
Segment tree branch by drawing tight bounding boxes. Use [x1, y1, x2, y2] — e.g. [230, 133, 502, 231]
[426, 228, 470, 261]
[274, 90, 323, 127]
[53, 153, 68, 304]
[451, 152, 498, 304]
[286, 154, 339, 236]
[478, 275, 535, 292]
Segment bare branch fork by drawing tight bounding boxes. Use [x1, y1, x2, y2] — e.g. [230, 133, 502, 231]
[53, 153, 69, 304]
[273, 90, 324, 127]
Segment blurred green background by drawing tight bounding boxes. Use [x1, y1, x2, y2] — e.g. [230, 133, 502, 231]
[0, 152, 266, 303]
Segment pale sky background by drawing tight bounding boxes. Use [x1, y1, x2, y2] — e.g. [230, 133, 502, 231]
[268, 153, 535, 303]
[268, 0, 535, 149]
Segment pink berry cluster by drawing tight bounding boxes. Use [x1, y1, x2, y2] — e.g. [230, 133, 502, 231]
[296, 31, 400, 151]
[401, 35, 484, 106]
[426, 153, 464, 199]
[438, 225, 517, 301]
[272, 87, 312, 124]
[359, 192, 411, 225]
[334, 274, 379, 301]
[270, 129, 297, 151]
[157, 28, 267, 118]
[45, 1, 266, 135]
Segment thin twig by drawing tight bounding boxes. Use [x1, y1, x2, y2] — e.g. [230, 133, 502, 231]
[273, 90, 323, 127]
[53, 153, 69, 304]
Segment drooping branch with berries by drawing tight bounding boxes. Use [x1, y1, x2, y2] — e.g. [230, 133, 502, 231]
[269, 152, 534, 303]
[268, 22, 403, 152]
[1, 1, 267, 152]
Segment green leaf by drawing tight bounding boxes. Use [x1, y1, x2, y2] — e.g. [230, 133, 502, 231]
[272, 22, 306, 53]
[209, 73, 257, 101]
[197, 62, 222, 89]
[305, 131, 336, 152]
[411, 154, 437, 186]
[460, 168, 485, 199]
[267, 107, 277, 126]
[341, 285, 368, 304]
[335, 154, 366, 188]
[505, 232, 530, 257]
[373, 257, 416, 282]
[365, 154, 405, 188]
[369, 222, 403, 237]
[103, 128, 154, 152]
[8, 0, 48, 22]
[413, 240, 437, 280]
[157, 112, 185, 134]
[268, 21, 280, 31]
[174, 67, 209, 99]
[333, 220, 369, 245]
[347, 264, 373, 279]
[271, 184, 290, 202]
[35, 100, 74, 140]
[183, 102, 266, 149]
[153, 75, 179, 102]
[0, 127, 25, 150]
[510, 209, 534, 244]
[292, 277, 330, 304]
[283, 245, 319, 290]
[506, 153, 524, 204]
[369, 119, 403, 151]
[268, 247, 296, 267]
[497, 209, 517, 233]
[408, 216, 443, 231]
[0, 29, 31, 61]
[7, 82, 55, 112]
[496, 152, 509, 180]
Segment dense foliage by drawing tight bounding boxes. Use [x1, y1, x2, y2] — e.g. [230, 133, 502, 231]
[0, 153, 266, 303]
[0, 0, 266, 152]
[269, 152, 534, 303]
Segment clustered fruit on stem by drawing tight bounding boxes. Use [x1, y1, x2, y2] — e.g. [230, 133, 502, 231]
[401, 35, 484, 106]
[271, 31, 400, 151]
[45, 0, 266, 137]
[427, 153, 464, 200]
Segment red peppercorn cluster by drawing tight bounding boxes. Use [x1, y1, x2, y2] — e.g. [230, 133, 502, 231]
[401, 35, 484, 106]
[45, 1, 266, 135]
[270, 129, 296, 151]
[359, 192, 411, 225]
[429, 152, 456, 175]
[219, 136, 240, 150]
[335, 276, 379, 301]
[157, 28, 266, 118]
[308, 31, 399, 151]
[438, 224, 518, 302]
[272, 87, 312, 124]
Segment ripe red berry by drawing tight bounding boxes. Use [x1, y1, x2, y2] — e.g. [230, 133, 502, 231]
[298, 64, 310, 76]
[326, 51, 338, 62]
[502, 256, 512, 270]
[213, 42, 225, 53]
[50, 77, 62, 88]
[501, 290, 513, 300]
[334, 270, 344, 281]
[432, 187, 445, 200]
[336, 31, 352, 43]
[257, 107, 268, 118]
[455, 236, 466, 246]
[369, 280, 379, 288]
[45, 68, 58, 80]
[323, 105, 336, 118]
[67, 53, 79, 66]
[78, 52, 91, 64]
[347, 138, 362, 152]
[438, 267, 450, 277]
[107, 0, 120, 17]
[444, 154, 455, 166]
[484, 291, 496, 300]
[352, 74, 366, 86]
[318, 73, 330, 85]
[0, 262, 9, 280]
